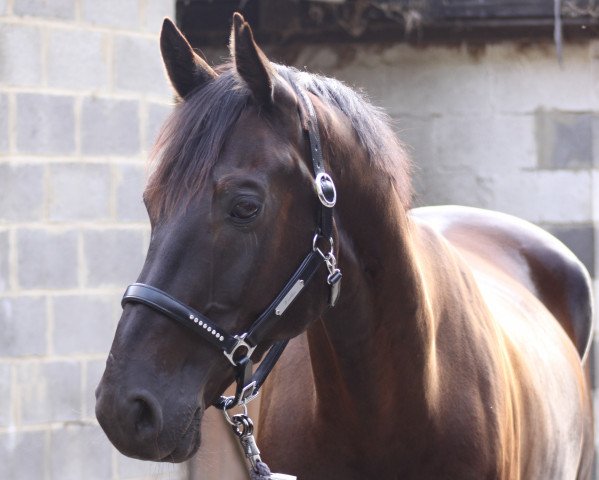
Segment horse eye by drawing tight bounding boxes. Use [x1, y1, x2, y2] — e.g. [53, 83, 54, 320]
[230, 200, 261, 220]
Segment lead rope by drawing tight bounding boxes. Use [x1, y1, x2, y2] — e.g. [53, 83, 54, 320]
[225, 406, 296, 480]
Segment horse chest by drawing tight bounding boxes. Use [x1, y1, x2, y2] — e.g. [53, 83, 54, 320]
[258, 395, 497, 480]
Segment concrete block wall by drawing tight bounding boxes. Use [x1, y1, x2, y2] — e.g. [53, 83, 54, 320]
[0, 1, 187, 479]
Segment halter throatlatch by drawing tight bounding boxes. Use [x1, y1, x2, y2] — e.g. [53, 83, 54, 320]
[120, 86, 340, 414]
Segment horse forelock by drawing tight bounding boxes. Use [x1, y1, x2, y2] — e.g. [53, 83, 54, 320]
[145, 63, 411, 220]
[145, 65, 248, 220]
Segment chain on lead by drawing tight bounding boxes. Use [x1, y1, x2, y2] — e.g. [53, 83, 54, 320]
[312, 234, 342, 307]
[312, 234, 338, 276]
[228, 413, 297, 480]
[229, 413, 263, 470]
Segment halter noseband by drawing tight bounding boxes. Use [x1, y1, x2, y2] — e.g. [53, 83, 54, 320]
[121, 86, 341, 410]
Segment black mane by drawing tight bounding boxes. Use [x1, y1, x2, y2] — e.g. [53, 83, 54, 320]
[146, 64, 410, 218]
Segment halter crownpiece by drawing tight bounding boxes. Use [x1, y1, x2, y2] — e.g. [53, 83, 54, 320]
[121, 84, 341, 411]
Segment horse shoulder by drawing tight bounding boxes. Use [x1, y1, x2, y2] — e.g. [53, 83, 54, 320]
[409, 205, 594, 479]
[410, 205, 593, 361]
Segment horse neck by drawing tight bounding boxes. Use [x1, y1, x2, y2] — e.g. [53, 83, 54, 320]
[306, 109, 433, 428]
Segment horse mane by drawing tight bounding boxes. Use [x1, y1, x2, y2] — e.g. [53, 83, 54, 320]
[146, 63, 411, 219]
[275, 66, 411, 205]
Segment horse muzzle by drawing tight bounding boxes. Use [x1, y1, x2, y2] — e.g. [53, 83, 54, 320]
[95, 376, 203, 462]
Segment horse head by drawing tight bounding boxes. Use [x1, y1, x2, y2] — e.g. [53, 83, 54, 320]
[95, 14, 333, 462]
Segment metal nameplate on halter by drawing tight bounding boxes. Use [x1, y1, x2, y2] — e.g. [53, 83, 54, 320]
[270, 474, 297, 480]
[275, 280, 304, 316]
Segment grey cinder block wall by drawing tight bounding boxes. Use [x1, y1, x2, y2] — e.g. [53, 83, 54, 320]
[0, 1, 187, 479]
[1, 1, 598, 480]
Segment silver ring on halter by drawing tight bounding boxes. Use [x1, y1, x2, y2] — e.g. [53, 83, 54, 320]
[230, 414, 254, 438]
[313, 234, 334, 259]
[222, 401, 249, 426]
[315, 172, 337, 208]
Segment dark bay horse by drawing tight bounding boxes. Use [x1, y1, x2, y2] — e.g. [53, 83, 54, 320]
[95, 13, 594, 479]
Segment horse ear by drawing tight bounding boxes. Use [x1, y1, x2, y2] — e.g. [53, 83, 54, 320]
[160, 18, 216, 99]
[230, 12, 274, 105]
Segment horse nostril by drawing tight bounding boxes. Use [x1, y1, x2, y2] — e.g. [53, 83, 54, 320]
[133, 399, 152, 431]
[129, 392, 163, 437]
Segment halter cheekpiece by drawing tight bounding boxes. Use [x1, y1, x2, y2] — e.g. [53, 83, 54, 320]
[121, 86, 342, 411]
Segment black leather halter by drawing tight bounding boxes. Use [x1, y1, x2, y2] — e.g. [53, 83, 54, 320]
[121, 87, 341, 410]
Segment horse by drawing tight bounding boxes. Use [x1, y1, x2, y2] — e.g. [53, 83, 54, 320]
[95, 13, 595, 479]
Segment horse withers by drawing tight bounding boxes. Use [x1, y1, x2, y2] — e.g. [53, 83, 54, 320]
[95, 13, 594, 479]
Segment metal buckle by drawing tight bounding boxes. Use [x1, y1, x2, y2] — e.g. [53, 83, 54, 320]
[314, 172, 336, 208]
[239, 381, 259, 404]
[223, 334, 256, 367]
[220, 382, 260, 412]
